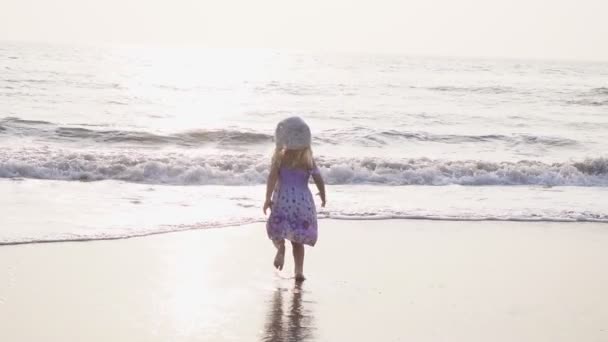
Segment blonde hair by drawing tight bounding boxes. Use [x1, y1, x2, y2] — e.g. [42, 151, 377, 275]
[271, 147, 314, 170]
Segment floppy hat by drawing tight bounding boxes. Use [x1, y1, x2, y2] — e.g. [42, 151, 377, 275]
[274, 116, 311, 149]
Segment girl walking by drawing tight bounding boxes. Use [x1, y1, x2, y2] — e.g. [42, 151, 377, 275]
[263, 117, 326, 282]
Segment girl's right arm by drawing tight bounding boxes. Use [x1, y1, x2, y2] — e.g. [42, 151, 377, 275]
[263, 163, 280, 214]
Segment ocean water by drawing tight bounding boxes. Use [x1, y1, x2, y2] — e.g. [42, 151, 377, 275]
[1, 42, 607, 244]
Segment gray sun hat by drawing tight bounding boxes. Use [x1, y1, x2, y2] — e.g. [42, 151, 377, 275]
[274, 116, 311, 150]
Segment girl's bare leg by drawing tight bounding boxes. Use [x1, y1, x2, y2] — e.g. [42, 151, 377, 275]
[273, 239, 286, 270]
[291, 242, 305, 281]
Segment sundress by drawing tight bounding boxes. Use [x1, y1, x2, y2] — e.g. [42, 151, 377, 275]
[266, 166, 319, 246]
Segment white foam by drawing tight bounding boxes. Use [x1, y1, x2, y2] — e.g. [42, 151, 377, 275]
[1, 147, 607, 186]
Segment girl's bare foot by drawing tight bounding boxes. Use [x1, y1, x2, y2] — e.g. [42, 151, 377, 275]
[295, 273, 306, 282]
[273, 244, 285, 270]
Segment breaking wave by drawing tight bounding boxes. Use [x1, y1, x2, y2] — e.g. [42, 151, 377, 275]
[1, 147, 607, 186]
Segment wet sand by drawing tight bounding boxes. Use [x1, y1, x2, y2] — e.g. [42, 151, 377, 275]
[1, 220, 607, 341]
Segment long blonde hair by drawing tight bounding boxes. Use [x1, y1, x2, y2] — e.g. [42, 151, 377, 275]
[271, 147, 314, 170]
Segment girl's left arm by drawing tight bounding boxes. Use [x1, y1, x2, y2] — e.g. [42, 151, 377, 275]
[311, 163, 326, 207]
[263, 164, 279, 214]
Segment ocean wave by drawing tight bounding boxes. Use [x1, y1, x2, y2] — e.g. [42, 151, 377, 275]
[0, 117, 580, 148]
[0, 117, 272, 146]
[373, 130, 577, 146]
[1, 117, 53, 125]
[312, 126, 577, 147]
[318, 158, 608, 186]
[1, 147, 607, 186]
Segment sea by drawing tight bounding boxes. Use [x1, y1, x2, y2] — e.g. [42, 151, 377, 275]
[1, 42, 607, 244]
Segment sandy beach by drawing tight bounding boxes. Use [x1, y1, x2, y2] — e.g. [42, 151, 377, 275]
[1, 220, 607, 341]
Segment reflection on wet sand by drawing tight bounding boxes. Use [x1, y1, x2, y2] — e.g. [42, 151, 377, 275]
[261, 283, 315, 342]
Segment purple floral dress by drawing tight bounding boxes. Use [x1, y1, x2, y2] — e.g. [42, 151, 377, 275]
[266, 166, 319, 246]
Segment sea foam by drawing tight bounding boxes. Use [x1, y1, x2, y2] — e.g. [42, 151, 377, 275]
[1, 147, 607, 186]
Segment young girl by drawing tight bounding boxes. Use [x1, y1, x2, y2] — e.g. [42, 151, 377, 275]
[263, 117, 326, 282]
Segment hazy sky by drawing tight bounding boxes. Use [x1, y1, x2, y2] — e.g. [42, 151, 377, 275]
[1, 0, 607, 61]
